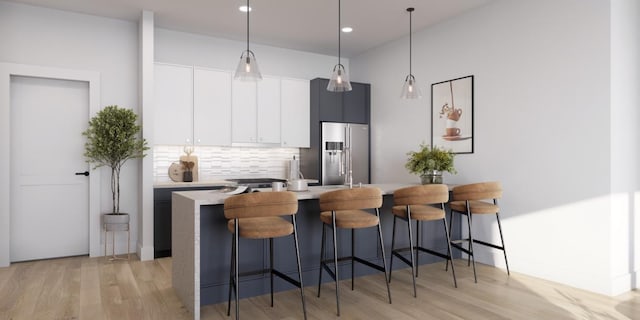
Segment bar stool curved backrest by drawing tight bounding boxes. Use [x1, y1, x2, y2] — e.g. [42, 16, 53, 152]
[224, 191, 306, 320]
[390, 184, 457, 297]
[317, 187, 391, 316]
[448, 181, 509, 283]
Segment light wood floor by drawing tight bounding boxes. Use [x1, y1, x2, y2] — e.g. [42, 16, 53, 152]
[0, 256, 638, 320]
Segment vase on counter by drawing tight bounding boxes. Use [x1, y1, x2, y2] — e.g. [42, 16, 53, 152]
[421, 170, 443, 184]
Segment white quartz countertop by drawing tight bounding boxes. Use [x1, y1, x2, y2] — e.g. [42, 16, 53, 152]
[154, 179, 320, 189]
[173, 183, 416, 205]
[154, 180, 236, 188]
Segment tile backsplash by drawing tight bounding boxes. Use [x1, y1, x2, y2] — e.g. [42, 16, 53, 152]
[153, 145, 300, 182]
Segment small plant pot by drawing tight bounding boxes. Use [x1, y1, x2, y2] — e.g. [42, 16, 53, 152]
[421, 171, 443, 184]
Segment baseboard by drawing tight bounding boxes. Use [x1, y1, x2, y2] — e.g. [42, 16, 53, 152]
[611, 270, 639, 295]
[137, 243, 154, 261]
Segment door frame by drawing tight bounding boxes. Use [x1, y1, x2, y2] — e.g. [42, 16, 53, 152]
[0, 63, 101, 267]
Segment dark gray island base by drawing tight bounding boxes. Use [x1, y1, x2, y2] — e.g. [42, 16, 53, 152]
[172, 184, 460, 320]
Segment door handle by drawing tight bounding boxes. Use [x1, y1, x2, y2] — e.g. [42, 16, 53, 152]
[75, 171, 90, 176]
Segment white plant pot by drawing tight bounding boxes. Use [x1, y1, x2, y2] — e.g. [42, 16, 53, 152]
[103, 213, 130, 231]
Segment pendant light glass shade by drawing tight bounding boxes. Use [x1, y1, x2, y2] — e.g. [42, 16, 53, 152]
[327, 0, 352, 92]
[234, 50, 262, 81]
[401, 7, 421, 99]
[401, 74, 421, 99]
[327, 64, 352, 92]
[234, 0, 262, 81]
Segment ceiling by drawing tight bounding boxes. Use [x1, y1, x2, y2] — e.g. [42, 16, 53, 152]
[5, 0, 495, 57]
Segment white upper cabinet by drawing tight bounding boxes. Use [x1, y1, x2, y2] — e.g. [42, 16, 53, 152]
[154, 63, 232, 146]
[231, 79, 258, 143]
[232, 76, 281, 144]
[194, 67, 232, 146]
[257, 77, 281, 143]
[154, 63, 193, 145]
[156, 63, 308, 148]
[280, 78, 310, 148]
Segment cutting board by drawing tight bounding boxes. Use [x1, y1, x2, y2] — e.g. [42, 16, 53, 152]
[168, 155, 199, 182]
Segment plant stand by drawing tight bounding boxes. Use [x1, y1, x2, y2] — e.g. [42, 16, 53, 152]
[103, 213, 130, 261]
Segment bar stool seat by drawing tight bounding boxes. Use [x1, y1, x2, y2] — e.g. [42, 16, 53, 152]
[392, 204, 445, 220]
[320, 210, 379, 228]
[449, 200, 498, 214]
[227, 217, 293, 239]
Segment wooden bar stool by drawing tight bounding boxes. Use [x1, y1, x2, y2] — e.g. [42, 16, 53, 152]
[317, 187, 392, 316]
[447, 181, 510, 282]
[224, 191, 306, 320]
[389, 184, 457, 297]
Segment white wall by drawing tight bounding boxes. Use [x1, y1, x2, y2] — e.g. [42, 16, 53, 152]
[610, 0, 640, 293]
[155, 28, 343, 80]
[351, 0, 637, 295]
[0, 1, 140, 255]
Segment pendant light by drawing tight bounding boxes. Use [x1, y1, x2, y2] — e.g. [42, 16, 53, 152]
[327, 0, 352, 92]
[234, 0, 262, 81]
[401, 7, 421, 99]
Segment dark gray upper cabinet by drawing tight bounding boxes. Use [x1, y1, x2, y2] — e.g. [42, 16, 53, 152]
[311, 78, 370, 124]
[342, 82, 370, 124]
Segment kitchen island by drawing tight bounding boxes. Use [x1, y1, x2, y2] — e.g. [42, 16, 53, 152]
[172, 184, 460, 320]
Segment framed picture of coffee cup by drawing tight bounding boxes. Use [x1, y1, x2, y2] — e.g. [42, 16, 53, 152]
[431, 75, 474, 154]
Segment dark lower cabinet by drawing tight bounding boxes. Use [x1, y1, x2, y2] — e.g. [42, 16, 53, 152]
[154, 186, 224, 258]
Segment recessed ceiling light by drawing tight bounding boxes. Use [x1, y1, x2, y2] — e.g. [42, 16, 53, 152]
[239, 5, 252, 12]
[341, 27, 353, 33]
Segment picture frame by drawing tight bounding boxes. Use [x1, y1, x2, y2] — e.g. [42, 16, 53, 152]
[431, 75, 474, 154]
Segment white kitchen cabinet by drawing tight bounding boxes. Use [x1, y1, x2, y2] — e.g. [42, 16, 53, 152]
[257, 77, 281, 143]
[154, 63, 232, 146]
[154, 63, 193, 145]
[232, 76, 281, 144]
[194, 67, 232, 146]
[231, 80, 257, 143]
[280, 78, 310, 148]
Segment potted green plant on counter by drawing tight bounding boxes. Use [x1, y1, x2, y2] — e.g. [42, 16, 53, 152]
[83, 105, 148, 232]
[405, 143, 456, 184]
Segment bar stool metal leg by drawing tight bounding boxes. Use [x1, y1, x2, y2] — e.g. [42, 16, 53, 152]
[465, 203, 478, 283]
[415, 220, 420, 278]
[496, 212, 510, 275]
[375, 208, 392, 304]
[291, 216, 307, 320]
[331, 212, 341, 316]
[442, 209, 458, 288]
[317, 223, 326, 297]
[406, 208, 417, 297]
[351, 228, 355, 291]
[227, 233, 235, 317]
[270, 238, 274, 307]
[388, 215, 397, 281]
[446, 210, 453, 272]
[234, 220, 240, 319]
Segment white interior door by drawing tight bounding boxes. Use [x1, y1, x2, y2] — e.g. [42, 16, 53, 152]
[10, 76, 90, 262]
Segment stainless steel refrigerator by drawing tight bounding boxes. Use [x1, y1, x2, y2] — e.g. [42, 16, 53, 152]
[321, 122, 369, 185]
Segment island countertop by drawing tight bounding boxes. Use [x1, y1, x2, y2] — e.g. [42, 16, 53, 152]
[173, 183, 414, 206]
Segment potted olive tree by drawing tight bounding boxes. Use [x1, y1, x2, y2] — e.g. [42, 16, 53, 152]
[405, 143, 456, 184]
[83, 105, 148, 231]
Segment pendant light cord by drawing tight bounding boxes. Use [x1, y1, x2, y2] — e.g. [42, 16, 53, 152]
[246, 0, 250, 53]
[409, 8, 412, 77]
[338, 0, 341, 65]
